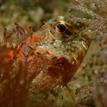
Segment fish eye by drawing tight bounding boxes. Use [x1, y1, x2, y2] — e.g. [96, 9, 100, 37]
[56, 24, 67, 32]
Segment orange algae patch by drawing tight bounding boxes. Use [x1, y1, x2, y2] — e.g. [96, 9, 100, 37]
[5, 50, 14, 61]
[31, 34, 43, 43]
[26, 34, 43, 45]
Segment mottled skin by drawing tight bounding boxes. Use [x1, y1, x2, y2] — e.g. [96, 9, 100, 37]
[32, 16, 91, 90]
[0, 15, 91, 91]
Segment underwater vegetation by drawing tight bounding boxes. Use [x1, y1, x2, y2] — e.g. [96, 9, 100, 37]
[0, 0, 107, 107]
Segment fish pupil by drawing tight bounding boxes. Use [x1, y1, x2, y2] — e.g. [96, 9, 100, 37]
[57, 24, 66, 32]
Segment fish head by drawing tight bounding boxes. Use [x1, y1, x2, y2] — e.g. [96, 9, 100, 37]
[32, 16, 92, 90]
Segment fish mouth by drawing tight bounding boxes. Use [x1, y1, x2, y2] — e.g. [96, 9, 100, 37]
[32, 36, 90, 91]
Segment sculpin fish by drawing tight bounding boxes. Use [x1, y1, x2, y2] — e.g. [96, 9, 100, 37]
[0, 15, 92, 91]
